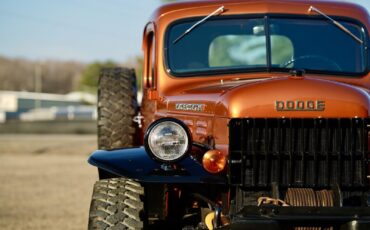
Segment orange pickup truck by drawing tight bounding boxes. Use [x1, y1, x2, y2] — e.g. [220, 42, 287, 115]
[88, 1, 370, 229]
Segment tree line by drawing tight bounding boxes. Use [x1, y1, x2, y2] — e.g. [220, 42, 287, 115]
[0, 55, 142, 94]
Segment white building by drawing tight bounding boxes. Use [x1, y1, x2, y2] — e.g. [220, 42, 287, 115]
[0, 91, 97, 122]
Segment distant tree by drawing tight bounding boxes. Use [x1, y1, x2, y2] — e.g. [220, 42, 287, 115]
[0, 56, 85, 94]
[79, 61, 116, 92]
[42, 61, 85, 94]
[134, 56, 143, 91]
[122, 55, 143, 91]
[161, 0, 177, 3]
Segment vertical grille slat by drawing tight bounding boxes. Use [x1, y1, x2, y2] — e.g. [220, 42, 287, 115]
[229, 119, 243, 185]
[229, 118, 369, 190]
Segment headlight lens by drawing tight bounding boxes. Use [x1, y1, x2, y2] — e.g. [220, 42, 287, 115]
[145, 119, 190, 162]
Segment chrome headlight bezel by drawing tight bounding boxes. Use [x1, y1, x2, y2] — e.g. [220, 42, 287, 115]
[144, 118, 192, 163]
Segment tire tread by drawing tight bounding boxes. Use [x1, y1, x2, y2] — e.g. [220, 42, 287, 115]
[97, 68, 138, 150]
[88, 178, 144, 230]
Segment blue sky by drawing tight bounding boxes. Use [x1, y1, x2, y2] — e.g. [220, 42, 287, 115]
[0, 0, 162, 62]
[0, 0, 369, 63]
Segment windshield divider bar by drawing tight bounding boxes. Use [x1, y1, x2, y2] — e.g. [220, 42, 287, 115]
[264, 15, 272, 71]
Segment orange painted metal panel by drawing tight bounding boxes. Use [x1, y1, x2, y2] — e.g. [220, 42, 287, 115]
[140, 0, 370, 148]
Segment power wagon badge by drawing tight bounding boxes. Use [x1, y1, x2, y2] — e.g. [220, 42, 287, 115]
[175, 103, 205, 112]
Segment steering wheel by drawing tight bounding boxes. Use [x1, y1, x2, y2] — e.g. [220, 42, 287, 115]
[281, 55, 342, 71]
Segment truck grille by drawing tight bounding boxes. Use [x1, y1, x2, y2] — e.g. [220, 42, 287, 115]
[229, 118, 369, 189]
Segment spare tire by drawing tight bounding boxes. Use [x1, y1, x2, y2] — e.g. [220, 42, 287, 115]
[97, 68, 138, 150]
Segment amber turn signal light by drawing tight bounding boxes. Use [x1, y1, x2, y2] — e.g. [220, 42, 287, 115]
[202, 150, 227, 173]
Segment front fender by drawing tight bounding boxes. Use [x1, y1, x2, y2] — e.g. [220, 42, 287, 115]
[88, 147, 227, 184]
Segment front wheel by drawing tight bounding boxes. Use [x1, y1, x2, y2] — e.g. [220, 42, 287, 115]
[88, 178, 145, 230]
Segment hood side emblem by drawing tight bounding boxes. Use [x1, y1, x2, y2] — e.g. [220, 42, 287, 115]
[275, 100, 325, 111]
[175, 103, 205, 112]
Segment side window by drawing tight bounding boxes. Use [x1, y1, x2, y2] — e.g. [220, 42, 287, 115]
[150, 36, 155, 88]
[209, 35, 267, 68]
[208, 35, 293, 68]
[270, 35, 293, 66]
[144, 31, 155, 89]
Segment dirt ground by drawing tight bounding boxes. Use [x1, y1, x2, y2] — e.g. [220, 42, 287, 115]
[0, 134, 98, 230]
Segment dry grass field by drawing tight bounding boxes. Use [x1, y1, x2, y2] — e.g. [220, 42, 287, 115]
[0, 134, 98, 230]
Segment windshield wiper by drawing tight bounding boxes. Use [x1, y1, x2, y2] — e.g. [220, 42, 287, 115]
[308, 6, 364, 45]
[173, 6, 225, 44]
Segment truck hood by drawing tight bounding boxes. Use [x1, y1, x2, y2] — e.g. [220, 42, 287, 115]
[166, 76, 370, 118]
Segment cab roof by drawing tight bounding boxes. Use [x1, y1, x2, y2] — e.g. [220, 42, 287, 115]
[150, 0, 369, 29]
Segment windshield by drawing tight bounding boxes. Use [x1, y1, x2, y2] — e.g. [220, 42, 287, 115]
[166, 16, 367, 76]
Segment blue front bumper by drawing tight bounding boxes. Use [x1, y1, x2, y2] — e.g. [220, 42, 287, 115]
[88, 147, 227, 184]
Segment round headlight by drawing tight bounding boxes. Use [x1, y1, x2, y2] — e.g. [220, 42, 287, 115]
[144, 118, 191, 162]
